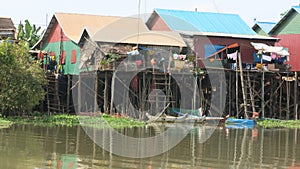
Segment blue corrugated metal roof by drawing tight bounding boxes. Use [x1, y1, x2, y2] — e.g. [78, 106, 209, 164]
[155, 8, 256, 35]
[255, 22, 276, 34]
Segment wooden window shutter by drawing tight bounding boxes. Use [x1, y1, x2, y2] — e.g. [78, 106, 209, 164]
[71, 50, 77, 64]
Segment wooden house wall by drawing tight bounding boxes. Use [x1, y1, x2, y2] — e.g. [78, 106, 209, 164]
[42, 22, 80, 75]
[275, 34, 300, 71]
[146, 13, 171, 31]
[194, 36, 276, 63]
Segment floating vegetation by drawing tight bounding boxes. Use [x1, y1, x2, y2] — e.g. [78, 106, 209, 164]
[0, 118, 13, 128]
[257, 119, 300, 128]
[2, 114, 145, 128]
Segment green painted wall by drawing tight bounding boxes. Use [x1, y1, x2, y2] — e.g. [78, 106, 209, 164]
[273, 12, 300, 35]
[42, 40, 80, 75]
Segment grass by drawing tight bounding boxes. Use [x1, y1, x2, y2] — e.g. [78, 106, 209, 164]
[0, 114, 145, 129]
[257, 119, 300, 128]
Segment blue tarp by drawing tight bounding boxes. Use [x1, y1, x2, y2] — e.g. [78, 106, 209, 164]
[204, 44, 225, 59]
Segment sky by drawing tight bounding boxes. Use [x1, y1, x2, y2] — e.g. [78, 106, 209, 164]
[1, 0, 299, 30]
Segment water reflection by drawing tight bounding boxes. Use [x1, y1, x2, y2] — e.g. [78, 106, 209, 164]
[0, 124, 299, 169]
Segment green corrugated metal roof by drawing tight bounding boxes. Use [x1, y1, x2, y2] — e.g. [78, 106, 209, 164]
[269, 6, 300, 35]
[154, 8, 256, 35]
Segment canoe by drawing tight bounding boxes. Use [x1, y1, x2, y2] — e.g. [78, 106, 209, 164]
[225, 118, 256, 125]
[146, 113, 188, 123]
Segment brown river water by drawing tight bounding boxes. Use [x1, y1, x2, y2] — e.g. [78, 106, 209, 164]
[0, 124, 299, 169]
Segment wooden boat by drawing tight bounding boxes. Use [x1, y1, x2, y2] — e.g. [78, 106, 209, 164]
[225, 117, 256, 129]
[146, 113, 188, 123]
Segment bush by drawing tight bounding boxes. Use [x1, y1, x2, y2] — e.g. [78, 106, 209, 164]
[0, 41, 46, 116]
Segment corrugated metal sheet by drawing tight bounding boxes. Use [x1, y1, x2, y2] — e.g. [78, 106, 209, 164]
[275, 34, 300, 71]
[55, 13, 149, 43]
[93, 27, 186, 47]
[154, 8, 256, 35]
[252, 22, 276, 35]
[35, 13, 149, 47]
[269, 6, 300, 35]
[0, 17, 15, 29]
[178, 30, 278, 40]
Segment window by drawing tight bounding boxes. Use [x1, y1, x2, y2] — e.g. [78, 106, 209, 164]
[71, 50, 76, 64]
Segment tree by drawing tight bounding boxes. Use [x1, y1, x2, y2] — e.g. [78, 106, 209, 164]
[0, 41, 46, 116]
[17, 19, 44, 49]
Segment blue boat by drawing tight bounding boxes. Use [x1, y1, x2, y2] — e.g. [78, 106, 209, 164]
[225, 118, 256, 129]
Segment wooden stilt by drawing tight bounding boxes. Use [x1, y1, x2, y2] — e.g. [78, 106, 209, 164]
[110, 72, 115, 115]
[66, 75, 70, 114]
[279, 80, 283, 119]
[238, 52, 248, 119]
[294, 72, 298, 120]
[78, 74, 82, 114]
[235, 60, 239, 118]
[104, 72, 108, 113]
[287, 80, 290, 120]
[94, 72, 98, 113]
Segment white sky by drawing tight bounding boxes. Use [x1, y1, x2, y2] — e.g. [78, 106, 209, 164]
[1, 0, 299, 29]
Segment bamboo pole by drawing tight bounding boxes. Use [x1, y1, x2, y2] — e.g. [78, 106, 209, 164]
[104, 72, 108, 113]
[110, 71, 116, 115]
[229, 71, 232, 115]
[94, 72, 98, 113]
[279, 86, 283, 119]
[238, 52, 248, 118]
[235, 59, 239, 118]
[294, 72, 298, 120]
[67, 75, 70, 114]
[287, 80, 290, 120]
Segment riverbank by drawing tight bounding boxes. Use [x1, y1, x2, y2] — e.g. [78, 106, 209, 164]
[257, 119, 300, 128]
[0, 114, 145, 129]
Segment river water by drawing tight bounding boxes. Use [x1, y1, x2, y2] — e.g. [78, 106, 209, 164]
[0, 124, 299, 169]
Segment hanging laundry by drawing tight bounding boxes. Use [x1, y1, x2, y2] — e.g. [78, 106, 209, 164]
[127, 50, 139, 55]
[262, 54, 272, 61]
[173, 53, 179, 60]
[227, 51, 237, 60]
[271, 53, 277, 59]
[179, 54, 186, 60]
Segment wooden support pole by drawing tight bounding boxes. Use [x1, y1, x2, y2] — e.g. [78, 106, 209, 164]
[104, 72, 108, 113]
[229, 71, 232, 115]
[294, 72, 298, 120]
[110, 71, 115, 115]
[279, 81, 283, 119]
[238, 52, 248, 119]
[260, 55, 265, 118]
[94, 72, 98, 113]
[55, 76, 61, 113]
[235, 60, 239, 118]
[67, 75, 70, 114]
[287, 80, 290, 120]
[78, 74, 81, 114]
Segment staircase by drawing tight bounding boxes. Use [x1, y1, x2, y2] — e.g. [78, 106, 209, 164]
[148, 70, 175, 114]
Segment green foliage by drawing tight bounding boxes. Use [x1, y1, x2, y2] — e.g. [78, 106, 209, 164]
[257, 119, 300, 128]
[17, 19, 44, 49]
[0, 42, 46, 116]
